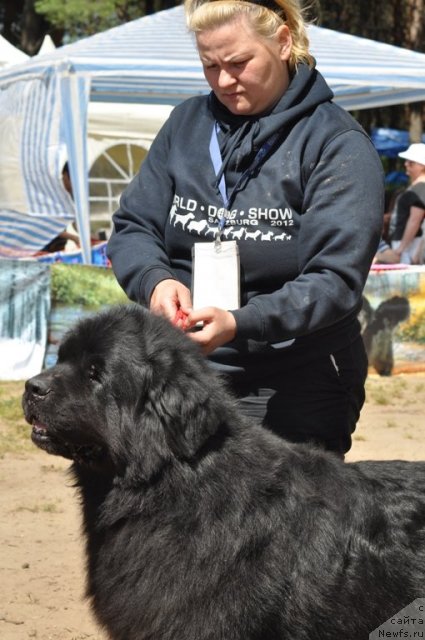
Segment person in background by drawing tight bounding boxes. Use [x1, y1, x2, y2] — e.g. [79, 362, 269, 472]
[42, 163, 80, 253]
[107, 0, 384, 456]
[373, 237, 400, 265]
[389, 143, 425, 264]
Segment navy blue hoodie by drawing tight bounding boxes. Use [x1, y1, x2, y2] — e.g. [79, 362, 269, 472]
[107, 64, 384, 376]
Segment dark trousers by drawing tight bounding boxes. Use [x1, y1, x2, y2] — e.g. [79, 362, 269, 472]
[230, 336, 368, 456]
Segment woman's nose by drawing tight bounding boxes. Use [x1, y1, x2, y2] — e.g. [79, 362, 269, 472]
[217, 68, 236, 88]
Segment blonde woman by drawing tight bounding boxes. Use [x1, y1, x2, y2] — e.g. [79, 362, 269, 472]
[108, 0, 384, 456]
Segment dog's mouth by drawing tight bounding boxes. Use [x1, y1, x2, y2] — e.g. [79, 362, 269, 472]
[30, 419, 105, 466]
[30, 418, 75, 461]
[31, 421, 50, 444]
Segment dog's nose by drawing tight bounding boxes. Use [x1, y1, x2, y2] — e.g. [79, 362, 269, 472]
[25, 375, 51, 397]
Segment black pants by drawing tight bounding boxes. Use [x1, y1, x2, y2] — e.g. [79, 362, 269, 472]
[230, 336, 368, 456]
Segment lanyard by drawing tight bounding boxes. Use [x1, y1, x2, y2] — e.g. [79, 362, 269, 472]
[209, 122, 280, 243]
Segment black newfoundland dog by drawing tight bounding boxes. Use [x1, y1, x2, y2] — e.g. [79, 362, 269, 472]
[23, 305, 425, 640]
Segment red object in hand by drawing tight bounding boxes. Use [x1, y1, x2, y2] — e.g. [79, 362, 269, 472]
[172, 309, 188, 326]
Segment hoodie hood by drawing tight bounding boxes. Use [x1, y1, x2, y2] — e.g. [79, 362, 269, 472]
[209, 64, 334, 200]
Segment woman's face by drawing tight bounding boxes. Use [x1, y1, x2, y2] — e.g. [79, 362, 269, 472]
[196, 16, 292, 115]
[405, 160, 425, 182]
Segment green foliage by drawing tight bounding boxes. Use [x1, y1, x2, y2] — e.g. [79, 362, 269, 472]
[51, 264, 128, 307]
[34, 0, 145, 39]
[396, 310, 425, 344]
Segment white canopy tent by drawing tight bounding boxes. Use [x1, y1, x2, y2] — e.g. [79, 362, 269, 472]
[0, 34, 29, 68]
[36, 36, 172, 238]
[1, 5, 425, 263]
[36, 34, 56, 55]
[86, 102, 173, 223]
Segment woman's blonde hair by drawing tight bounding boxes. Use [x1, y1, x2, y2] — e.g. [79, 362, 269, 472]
[184, 0, 314, 71]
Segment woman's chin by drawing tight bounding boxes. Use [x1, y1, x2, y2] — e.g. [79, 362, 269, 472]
[220, 97, 255, 116]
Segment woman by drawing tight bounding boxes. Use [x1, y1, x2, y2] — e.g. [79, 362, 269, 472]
[389, 143, 425, 264]
[107, 0, 384, 456]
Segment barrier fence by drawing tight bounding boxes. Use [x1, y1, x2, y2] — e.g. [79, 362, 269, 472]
[1, 260, 424, 380]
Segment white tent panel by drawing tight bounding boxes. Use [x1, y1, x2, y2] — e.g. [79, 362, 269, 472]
[0, 72, 74, 258]
[88, 102, 173, 140]
[0, 6, 425, 263]
[86, 103, 173, 221]
[0, 84, 27, 209]
[0, 35, 29, 68]
[37, 34, 56, 56]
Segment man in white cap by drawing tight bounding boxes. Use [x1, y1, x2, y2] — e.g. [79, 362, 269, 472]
[389, 142, 425, 264]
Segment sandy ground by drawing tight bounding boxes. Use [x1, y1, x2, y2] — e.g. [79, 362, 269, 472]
[1, 373, 425, 640]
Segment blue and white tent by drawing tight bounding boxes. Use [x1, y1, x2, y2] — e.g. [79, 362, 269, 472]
[371, 127, 425, 158]
[1, 5, 425, 263]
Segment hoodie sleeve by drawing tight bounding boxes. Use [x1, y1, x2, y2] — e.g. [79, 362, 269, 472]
[106, 119, 176, 304]
[232, 129, 384, 342]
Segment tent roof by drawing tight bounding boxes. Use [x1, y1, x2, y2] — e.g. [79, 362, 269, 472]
[0, 35, 29, 68]
[371, 127, 425, 157]
[1, 6, 425, 110]
[36, 34, 56, 56]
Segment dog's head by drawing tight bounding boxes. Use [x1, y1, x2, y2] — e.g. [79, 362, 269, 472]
[23, 304, 232, 481]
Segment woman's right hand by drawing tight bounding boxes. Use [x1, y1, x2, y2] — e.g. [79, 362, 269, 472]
[150, 279, 193, 326]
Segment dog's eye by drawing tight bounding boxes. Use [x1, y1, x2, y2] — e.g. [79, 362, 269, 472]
[88, 363, 101, 383]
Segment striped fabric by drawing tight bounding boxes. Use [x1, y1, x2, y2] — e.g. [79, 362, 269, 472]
[0, 72, 74, 258]
[0, 6, 425, 262]
[0, 211, 70, 258]
[27, 7, 425, 107]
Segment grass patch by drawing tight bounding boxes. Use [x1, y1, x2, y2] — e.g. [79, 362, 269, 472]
[366, 384, 390, 405]
[385, 419, 398, 429]
[0, 381, 25, 419]
[0, 381, 32, 456]
[365, 377, 410, 405]
[390, 378, 407, 399]
[353, 434, 367, 441]
[13, 502, 63, 514]
[40, 463, 64, 473]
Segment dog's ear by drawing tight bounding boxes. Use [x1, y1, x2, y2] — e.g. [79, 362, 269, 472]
[123, 409, 174, 484]
[154, 377, 223, 460]
[121, 366, 226, 483]
[111, 309, 230, 482]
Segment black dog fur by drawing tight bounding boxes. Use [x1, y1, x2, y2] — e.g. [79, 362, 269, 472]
[23, 304, 425, 640]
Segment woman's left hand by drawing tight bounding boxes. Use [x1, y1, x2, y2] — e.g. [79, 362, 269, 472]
[185, 307, 237, 355]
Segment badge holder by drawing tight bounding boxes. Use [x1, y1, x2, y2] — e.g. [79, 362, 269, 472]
[192, 239, 240, 310]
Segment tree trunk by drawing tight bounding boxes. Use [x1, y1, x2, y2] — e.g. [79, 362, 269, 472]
[20, 0, 47, 55]
[408, 103, 424, 142]
[1, 0, 25, 47]
[404, 0, 424, 141]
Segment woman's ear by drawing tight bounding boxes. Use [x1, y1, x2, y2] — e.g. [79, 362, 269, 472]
[277, 24, 292, 61]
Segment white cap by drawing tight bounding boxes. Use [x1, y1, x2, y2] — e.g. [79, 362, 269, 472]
[398, 142, 425, 166]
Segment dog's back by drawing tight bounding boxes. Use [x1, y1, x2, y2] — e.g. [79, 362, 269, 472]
[75, 425, 425, 640]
